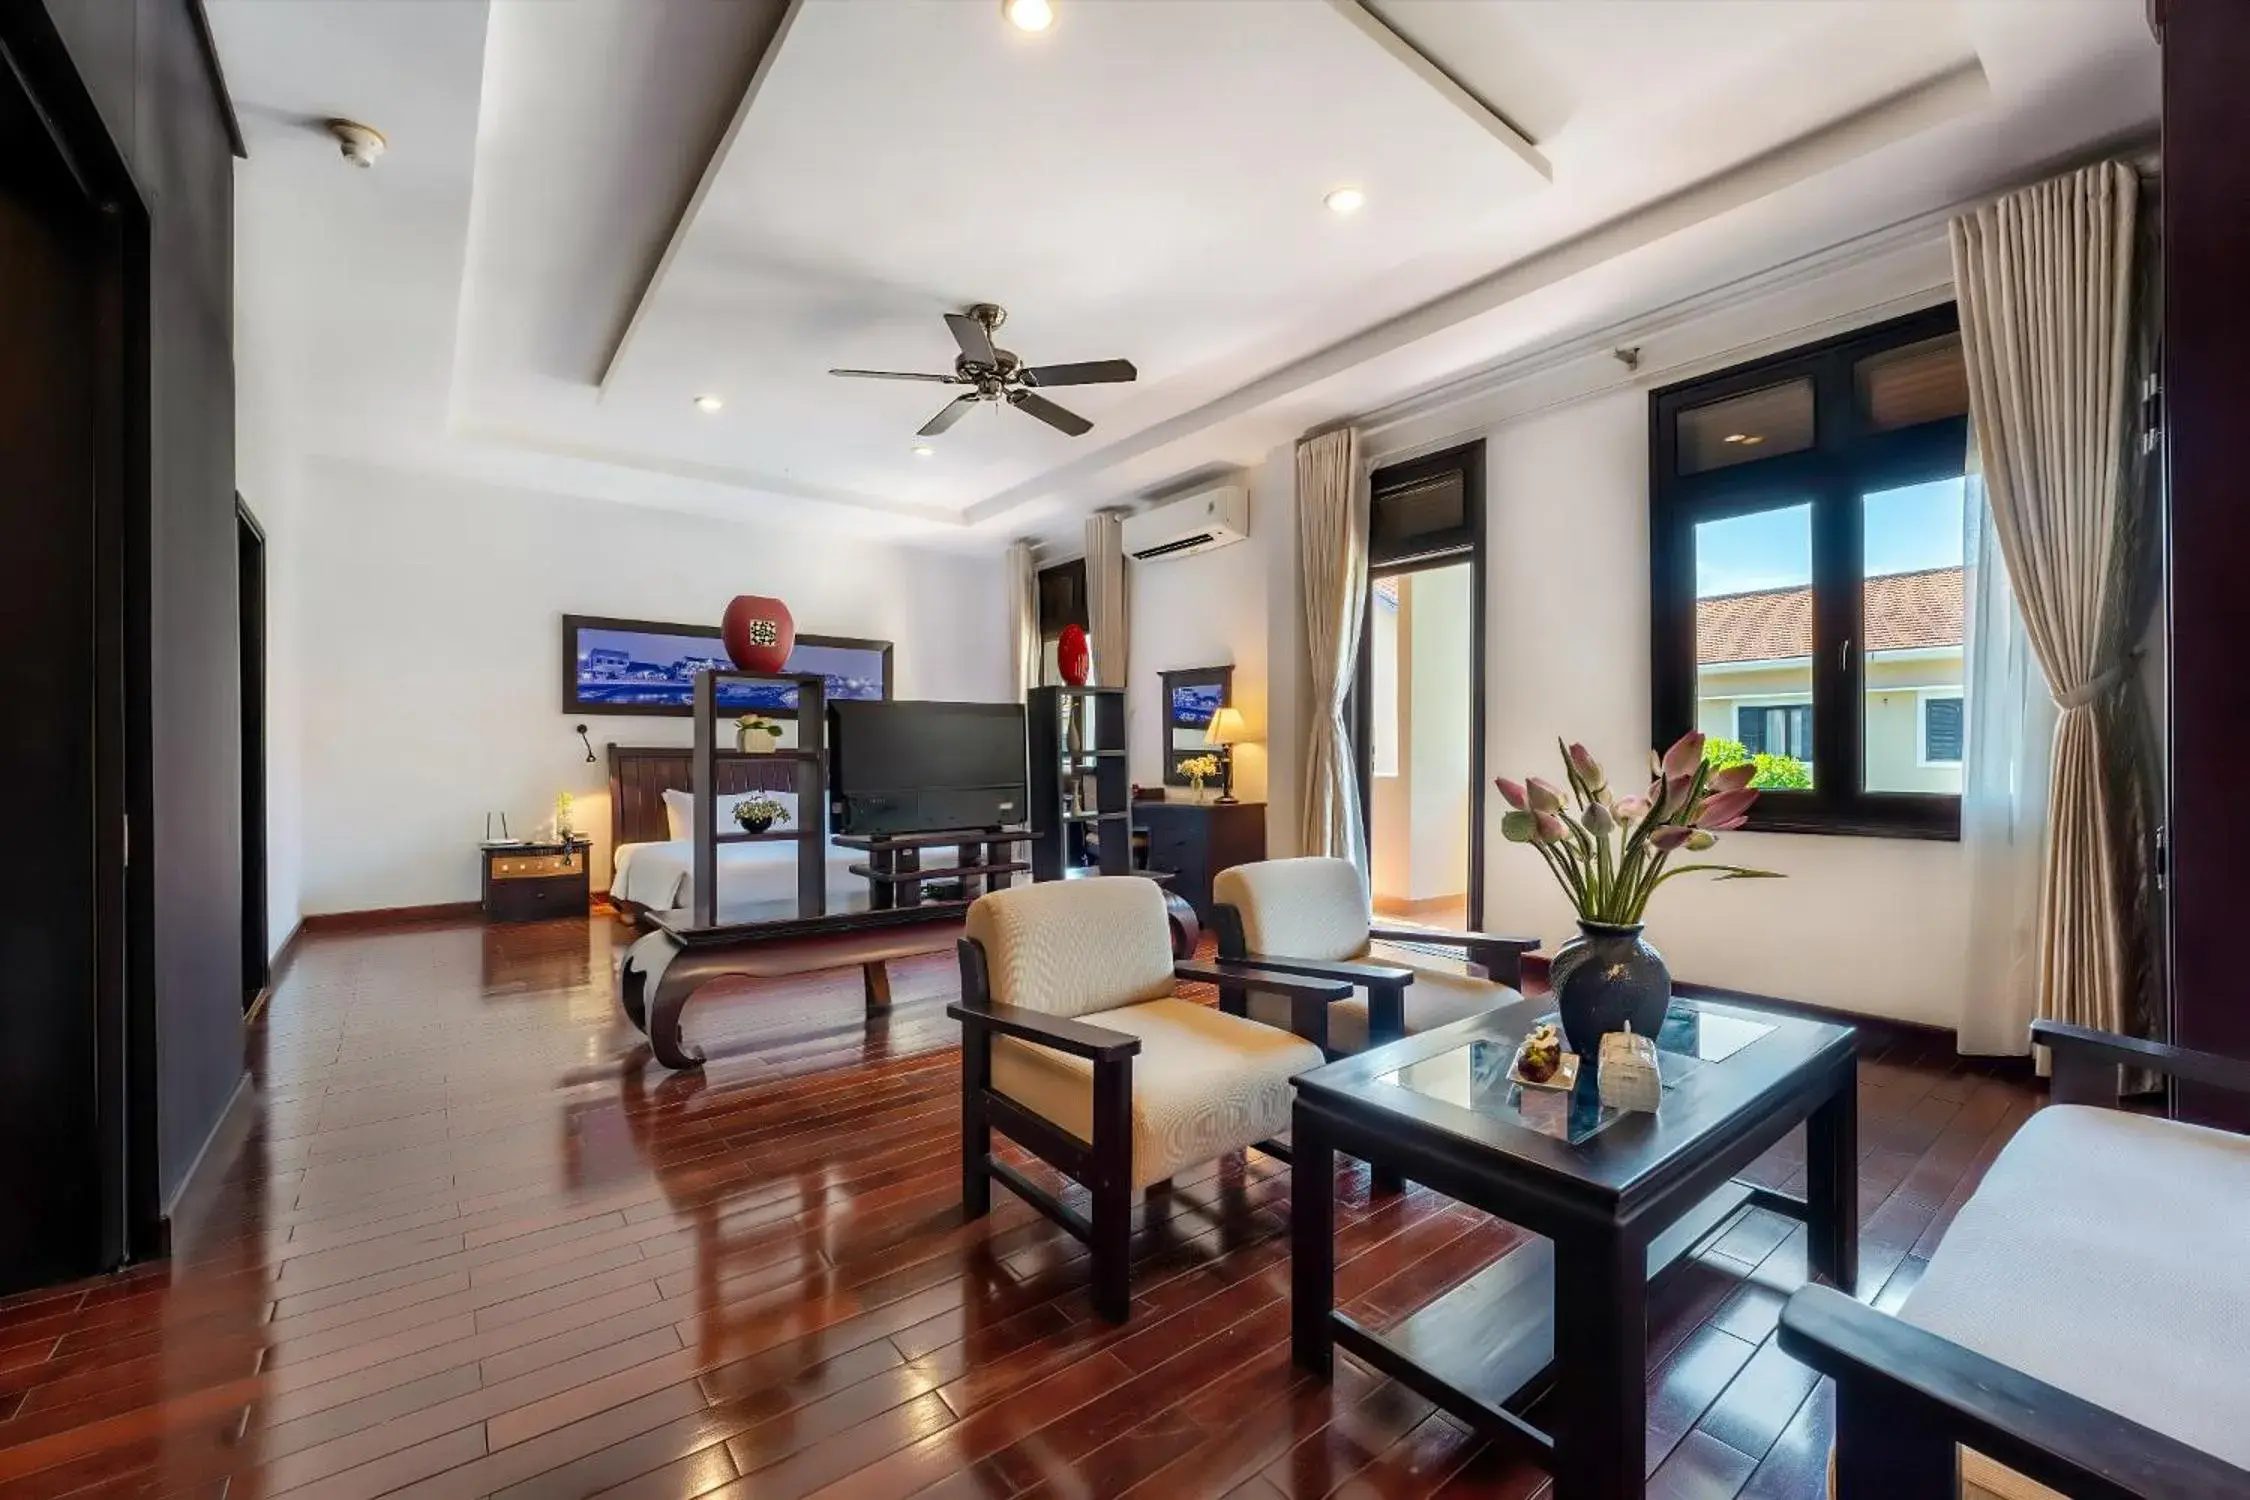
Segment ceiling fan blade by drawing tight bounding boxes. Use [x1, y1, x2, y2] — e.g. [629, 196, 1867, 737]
[944, 312, 998, 367]
[918, 394, 982, 436]
[1021, 359, 1137, 388]
[1010, 390, 1093, 437]
[829, 368, 956, 383]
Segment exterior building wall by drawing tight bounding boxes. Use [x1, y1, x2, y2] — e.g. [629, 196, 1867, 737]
[1696, 649, 1963, 793]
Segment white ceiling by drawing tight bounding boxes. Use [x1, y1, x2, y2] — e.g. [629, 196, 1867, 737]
[211, 0, 2157, 553]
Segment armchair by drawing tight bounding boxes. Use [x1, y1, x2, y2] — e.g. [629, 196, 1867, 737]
[1211, 856, 1539, 1056]
[1779, 1021, 2250, 1500]
[948, 876, 1343, 1322]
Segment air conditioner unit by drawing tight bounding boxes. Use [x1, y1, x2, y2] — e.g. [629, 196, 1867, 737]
[1120, 484, 1249, 563]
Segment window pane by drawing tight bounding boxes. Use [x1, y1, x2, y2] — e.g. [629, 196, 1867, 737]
[1371, 472, 1465, 548]
[1696, 504, 1814, 789]
[1856, 333, 1967, 431]
[1370, 578, 1400, 777]
[1862, 478, 1965, 793]
[1677, 378, 1815, 474]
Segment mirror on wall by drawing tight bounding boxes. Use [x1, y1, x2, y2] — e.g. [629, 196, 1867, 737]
[1159, 665, 1232, 786]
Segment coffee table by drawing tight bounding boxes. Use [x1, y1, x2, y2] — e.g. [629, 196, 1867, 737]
[1290, 993, 1857, 1500]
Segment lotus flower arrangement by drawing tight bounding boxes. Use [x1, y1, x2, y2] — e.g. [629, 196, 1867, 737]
[1498, 732, 1782, 1058]
[1497, 731, 1780, 924]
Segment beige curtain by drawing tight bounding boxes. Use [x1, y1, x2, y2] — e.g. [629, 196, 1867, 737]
[1296, 427, 1367, 869]
[1084, 511, 1127, 688]
[1005, 540, 1039, 700]
[1949, 161, 2139, 1056]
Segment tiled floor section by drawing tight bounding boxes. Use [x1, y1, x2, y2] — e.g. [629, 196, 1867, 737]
[0, 915, 2043, 1498]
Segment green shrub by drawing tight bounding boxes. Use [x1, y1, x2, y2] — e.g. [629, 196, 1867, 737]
[1702, 736, 1812, 791]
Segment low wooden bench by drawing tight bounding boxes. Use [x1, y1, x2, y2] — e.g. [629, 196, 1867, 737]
[619, 889, 1203, 1071]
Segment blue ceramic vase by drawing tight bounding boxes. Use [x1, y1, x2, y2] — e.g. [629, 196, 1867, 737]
[1548, 921, 1672, 1061]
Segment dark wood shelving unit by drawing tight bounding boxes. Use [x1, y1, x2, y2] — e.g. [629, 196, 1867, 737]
[1027, 685, 1130, 881]
[690, 670, 826, 929]
[834, 828, 1032, 911]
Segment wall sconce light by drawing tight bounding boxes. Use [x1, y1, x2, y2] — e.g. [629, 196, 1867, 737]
[575, 723, 596, 763]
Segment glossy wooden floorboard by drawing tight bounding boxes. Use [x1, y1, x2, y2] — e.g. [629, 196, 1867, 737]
[0, 915, 2044, 1499]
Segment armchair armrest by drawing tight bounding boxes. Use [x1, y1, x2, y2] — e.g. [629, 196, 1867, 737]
[1368, 926, 1540, 985]
[946, 1000, 1142, 1063]
[1780, 1285, 2250, 1500]
[1225, 954, 1417, 989]
[1173, 960, 1353, 1005]
[2032, 1019, 2250, 1105]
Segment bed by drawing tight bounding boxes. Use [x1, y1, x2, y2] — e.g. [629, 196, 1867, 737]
[605, 744, 952, 920]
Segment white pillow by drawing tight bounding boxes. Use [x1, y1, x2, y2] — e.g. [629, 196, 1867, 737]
[662, 787, 799, 840]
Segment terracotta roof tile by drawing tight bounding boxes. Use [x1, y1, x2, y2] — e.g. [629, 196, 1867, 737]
[1696, 566, 1962, 664]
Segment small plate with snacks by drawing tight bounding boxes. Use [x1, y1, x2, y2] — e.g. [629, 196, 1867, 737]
[1508, 1021, 1580, 1091]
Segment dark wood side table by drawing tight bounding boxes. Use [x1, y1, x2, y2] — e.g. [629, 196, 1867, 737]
[480, 839, 591, 923]
[1290, 995, 1857, 1500]
[1135, 798, 1265, 926]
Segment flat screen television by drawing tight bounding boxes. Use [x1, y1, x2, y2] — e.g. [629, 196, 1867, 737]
[828, 700, 1028, 837]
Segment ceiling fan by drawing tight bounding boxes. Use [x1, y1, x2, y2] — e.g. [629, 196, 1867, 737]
[829, 303, 1136, 439]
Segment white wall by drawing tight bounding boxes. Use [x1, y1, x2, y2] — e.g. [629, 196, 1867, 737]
[294, 458, 1009, 913]
[1472, 391, 1970, 1027]
[1126, 477, 1276, 806]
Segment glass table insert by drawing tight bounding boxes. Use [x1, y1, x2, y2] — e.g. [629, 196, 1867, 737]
[1377, 1000, 1777, 1145]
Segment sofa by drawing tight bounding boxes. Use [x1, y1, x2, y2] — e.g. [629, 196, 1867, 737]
[1780, 1020, 2250, 1499]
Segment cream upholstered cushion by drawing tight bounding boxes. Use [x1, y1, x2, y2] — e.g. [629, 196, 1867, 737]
[1824, 1105, 2250, 1499]
[988, 997, 1323, 1188]
[965, 876, 1176, 1021]
[1246, 941, 1516, 1053]
[1213, 857, 1369, 963]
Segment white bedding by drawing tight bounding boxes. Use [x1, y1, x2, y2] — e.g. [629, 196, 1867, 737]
[610, 837, 956, 913]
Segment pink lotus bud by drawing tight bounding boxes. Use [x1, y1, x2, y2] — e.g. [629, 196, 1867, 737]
[1667, 773, 1694, 811]
[1581, 800, 1616, 836]
[1533, 810, 1571, 844]
[1648, 825, 1692, 852]
[1709, 813, 1750, 831]
[1649, 748, 1664, 777]
[1500, 809, 1538, 843]
[1708, 762, 1756, 794]
[1494, 777, 1528, 810]
[1567, 743, 1606, 791]
[1526, 778, 1566, 813]
[1686, 829, 1717, 851]
[1662, 731, 1706, 780]
[1645, 778, 1669, 815]
[1614, 795, 1649, 824]
[1695, 789, 1758, 828]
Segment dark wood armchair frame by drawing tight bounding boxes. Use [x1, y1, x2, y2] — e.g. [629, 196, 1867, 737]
[1212, 904, 1541, 1058]
[1778, 1021, 2250, 1500]
[947, 937, 1350, 1323]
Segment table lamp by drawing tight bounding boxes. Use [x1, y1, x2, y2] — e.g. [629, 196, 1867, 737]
[1204, 706, 1254, 804]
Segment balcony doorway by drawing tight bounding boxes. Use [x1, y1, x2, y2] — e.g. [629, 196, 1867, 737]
[1354, 442, 1486, 932]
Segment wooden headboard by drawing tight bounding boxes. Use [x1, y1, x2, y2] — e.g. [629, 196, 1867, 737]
[607, 744, 800, 852]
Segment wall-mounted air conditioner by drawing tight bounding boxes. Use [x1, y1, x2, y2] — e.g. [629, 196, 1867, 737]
[1120, 484, 1249, 563]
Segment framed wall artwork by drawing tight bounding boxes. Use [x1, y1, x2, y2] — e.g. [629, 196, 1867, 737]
[561, 614, 893, 718]
[1159, 664, 1232, 786]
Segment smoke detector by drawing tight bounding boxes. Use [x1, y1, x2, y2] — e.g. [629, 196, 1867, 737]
[325, 119, 387, 169]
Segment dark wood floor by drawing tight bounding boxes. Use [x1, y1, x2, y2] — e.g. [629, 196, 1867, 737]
[0, 915, 2044, 1499]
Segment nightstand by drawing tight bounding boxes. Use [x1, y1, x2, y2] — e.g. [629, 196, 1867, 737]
[480, 839, 591, 923]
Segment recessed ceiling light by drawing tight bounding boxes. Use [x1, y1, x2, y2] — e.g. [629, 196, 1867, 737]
[693, 394, 723, 413]
[1324, 187, 1366, 216]
[912, 445, 935, 457]
[1003, 0, 1054, 32]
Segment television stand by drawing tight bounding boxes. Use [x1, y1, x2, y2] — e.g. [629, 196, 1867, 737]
[835, 828, 1032, 910]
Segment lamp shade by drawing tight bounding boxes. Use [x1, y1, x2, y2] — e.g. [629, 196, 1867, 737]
[1204, 705, 1251, 746]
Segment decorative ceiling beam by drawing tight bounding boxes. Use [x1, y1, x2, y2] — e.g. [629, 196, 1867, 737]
[1324, 0, 1550, 184]
[595, 0, 805, 394]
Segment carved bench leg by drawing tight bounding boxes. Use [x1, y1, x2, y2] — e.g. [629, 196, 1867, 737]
[863, 960, 892, 1013]
[645, 952, 712, 1070]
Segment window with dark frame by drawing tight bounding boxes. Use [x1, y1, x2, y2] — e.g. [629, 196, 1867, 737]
[1650, 305, 1969, 839]
[1035, 558, 1088, 688]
